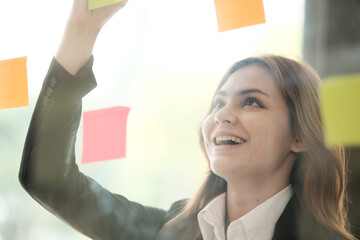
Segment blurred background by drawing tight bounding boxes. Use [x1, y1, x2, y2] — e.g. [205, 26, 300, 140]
[0, 0, 359, 239]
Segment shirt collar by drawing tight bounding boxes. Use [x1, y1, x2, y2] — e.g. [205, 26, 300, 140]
[197, 185, 293, 240]
[198, 192, 227, 240]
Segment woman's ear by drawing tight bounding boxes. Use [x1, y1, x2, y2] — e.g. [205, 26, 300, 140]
[291, 137, 304, 153]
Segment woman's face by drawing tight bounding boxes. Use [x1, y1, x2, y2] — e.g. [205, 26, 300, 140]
[202, 65, 300, 184]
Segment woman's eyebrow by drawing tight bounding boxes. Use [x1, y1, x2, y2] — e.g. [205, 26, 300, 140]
[215, 88, 269, 97]
[215, 90, 227, 96]
[237, 89, 270, 97]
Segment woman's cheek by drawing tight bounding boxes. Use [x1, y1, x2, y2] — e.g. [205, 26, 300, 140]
[202, 115, 213, 147]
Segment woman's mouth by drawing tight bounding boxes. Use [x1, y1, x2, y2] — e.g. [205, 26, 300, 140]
[214, 136, 246, 145]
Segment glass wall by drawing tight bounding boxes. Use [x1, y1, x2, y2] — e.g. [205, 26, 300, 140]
[0, 0, 304, 239]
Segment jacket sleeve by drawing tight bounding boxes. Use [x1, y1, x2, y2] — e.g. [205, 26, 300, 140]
[19, 57, 167, 240]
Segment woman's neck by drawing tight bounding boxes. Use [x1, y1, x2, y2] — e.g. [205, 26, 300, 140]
[225, 178, 289, 224]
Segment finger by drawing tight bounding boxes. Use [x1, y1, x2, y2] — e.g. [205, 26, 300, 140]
[70, 0, 89, 16]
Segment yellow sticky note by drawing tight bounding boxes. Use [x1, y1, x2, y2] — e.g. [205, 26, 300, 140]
[0, 57, 29, 109]
[88, 0, 125, 10]
[214, 0, 266, 32]
[319, 74, 360, 146]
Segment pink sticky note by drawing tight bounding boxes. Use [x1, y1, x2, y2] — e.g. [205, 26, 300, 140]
[82, 106, 131, 164]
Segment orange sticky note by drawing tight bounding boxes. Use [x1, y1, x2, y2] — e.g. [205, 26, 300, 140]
[82, 106, 131, 164]
[0, 57, 29, 109]
[214, 0, 266, 32]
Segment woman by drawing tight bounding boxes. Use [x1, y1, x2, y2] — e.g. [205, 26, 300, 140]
[19, 0, 355, 239]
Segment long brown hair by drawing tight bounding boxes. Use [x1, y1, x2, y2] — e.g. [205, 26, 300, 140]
[157, 55, 354, 240]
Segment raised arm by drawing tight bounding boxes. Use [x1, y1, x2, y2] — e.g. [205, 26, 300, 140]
[19, 1, 167, 239]
[56, 0, 126, 75]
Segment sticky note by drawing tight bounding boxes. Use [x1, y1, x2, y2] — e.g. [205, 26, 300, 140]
[0, 57, 28, 109]
[82, 106, 131, 164]
[88, 0, 125, 10]
[214, 0, 266, 32]
[319, 74, 360, 146]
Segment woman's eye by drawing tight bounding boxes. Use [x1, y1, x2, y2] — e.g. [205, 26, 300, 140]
[244, 97, 263, 108]
[213, 99, 225, 109]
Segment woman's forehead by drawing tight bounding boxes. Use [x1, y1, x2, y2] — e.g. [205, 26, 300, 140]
[220, 65, 279, 96]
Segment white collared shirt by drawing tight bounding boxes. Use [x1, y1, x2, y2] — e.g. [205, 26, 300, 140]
[197, 185, 293, 240]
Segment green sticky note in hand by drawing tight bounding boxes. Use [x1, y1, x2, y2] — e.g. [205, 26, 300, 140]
[319, 74, 360, 146]
[88, 0, 125, 10]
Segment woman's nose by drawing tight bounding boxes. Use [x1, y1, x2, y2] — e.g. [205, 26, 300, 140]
[214, 105, 238, 125]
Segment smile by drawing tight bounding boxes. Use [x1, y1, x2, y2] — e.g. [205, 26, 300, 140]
[215, 136, 246, 145]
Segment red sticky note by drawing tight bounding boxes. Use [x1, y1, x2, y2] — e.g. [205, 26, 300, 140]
[214, 0, 266, 32]
[82, 106, 131, 164]
[0, 57, 29, 109]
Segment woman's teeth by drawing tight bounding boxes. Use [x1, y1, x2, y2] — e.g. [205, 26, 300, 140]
[215, 136, 246, 145]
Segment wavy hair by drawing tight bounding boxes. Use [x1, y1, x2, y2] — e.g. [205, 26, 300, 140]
[157, 55, 355, 240]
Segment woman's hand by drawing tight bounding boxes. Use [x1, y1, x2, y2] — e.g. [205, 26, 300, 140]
[68, 0, 127, 31]
[56, 0, 128, 75]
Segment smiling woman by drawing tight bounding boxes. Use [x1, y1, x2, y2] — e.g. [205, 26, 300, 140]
[18, 0, 355, 239]
[203, 64, 298, 186]
[159, 56, 356, 240]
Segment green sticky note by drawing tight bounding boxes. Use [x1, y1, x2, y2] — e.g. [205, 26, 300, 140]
[88, 0, 124, 10]
[319, 74, 360, 146]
